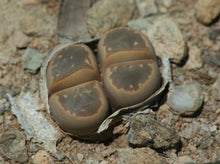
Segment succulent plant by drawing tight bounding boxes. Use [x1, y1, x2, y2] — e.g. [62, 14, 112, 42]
[41, 27, 166, 139]
[98, 28, 161, 110]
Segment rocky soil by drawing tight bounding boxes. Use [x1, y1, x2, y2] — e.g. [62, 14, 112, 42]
[0, 0, 219, 163]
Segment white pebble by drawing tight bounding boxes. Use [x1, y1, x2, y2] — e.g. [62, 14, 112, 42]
[167, 81, 203, 116]
[210, 125, 217, 132]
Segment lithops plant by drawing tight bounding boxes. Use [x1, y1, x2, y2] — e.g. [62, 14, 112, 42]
[98, 27, 161, 110]
[41, 27, 168, 139]
[46, 44, 99, 96]
[45, 44, 109, 136]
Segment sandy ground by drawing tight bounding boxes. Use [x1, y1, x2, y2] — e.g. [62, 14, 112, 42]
[0, 0, 219, 163]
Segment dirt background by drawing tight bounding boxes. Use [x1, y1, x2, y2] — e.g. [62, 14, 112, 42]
[0, 0, 219, 163]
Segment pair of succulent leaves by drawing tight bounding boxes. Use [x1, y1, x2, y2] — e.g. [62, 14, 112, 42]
[46, 27, 161, 136]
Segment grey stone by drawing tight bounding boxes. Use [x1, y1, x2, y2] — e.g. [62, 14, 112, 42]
[147, 17, 186, 64]
[0, 129, 28, 163]
[101, 149, 116, 158]
[209, 29, 220, 41]
[167, 81, 203, 116]
[196, 0, 220, 25]
[161, 0, 173, 8]
[117, 147, 165, 164]
[20, 7, 54, 37]
[51, 151, 65, 161]
[197, 135, 214, 149]
[155, 0, 173, 13]
[85, 0, 135, 37]
[184, 43, 202, 70]
[127, 18, 151, 32]
[195, 150, 212, 163]
[213, 73, 220, 101]
[22, 48, 43, 74]
[208, 68, 218, 78]
[84, 156, 99, 164]
[3, 113, 12, 127]
[0, 115, 3, 124]
[174, 67, 185, 82]
[13, 28, 29, 48]
[215, 134, 220, 144]
[76, 153, 84, 162]
[204, 54, 220, 67]
[0, 86, 20, 98]
[210, 125, 217, 133]
[216, 148, 220, 159]
[179, 122, 200, 139]
[135, 0, 173, 16]
[136, 0, 158, 17]
[32, 150, 54, 164]
[198, 123, 210, 135]
[0, 156, 9, 164]
[29, 143, 39, 153]
[28, 77, 39, 93]
[0, 98, 10, 115]
[176, 155, 195, 164]
[126, 113, 181, 150]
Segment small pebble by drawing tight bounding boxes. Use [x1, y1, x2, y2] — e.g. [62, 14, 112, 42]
[199, 123, 210, 135]
[147, 17, 186, 64]
[32, 150, 53, 164]
[0, 99, 9, 115]
[20, 7, 54, 37]
[184, 43, 202, 70]
[203, 37, 213, 48]
[212, 73, 220, 100]
[29, 143, 39, 153]
[215, 148, 220, 162]
[204, 54, 220, 67]
[28, 77, 39, 93]
[85, 0, 135, 37]
[174, 67, 185, 82]
[117, 147, 165, 164]
[179, 122, 200, 139]
[126, 113, 181, 150]
[3, 113, 12, 127]
[101, 149, 116, 158]
[215, 134, 220, 144]
[136, 0, 173, 16]
[84, 156, 99, 164]
[22, 48, 43, 74]
[210, 125, 217, 133]
[0, 156, 9, 164]
[136, 0, 158, 17]
[213, 44, 220, 52]
[100, 161, 109, 164]
[0, 115, 3, 124]
[197, 135, 214, 149]
[162, 0, 173, 8]
[0, 129, 28, 163]
[0, 86, 20, 98]
[127, 18, 151, 32]
[209, 28, 220, 41]
[167, 81, 203, 116]
[13, 29, 29, 48]
[156, 0, 173, 13]
[196, 0, 220, 25]
[208, 68, 217, 78]
[176, 155, 195, 164]
[77, 153, 84, 162]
